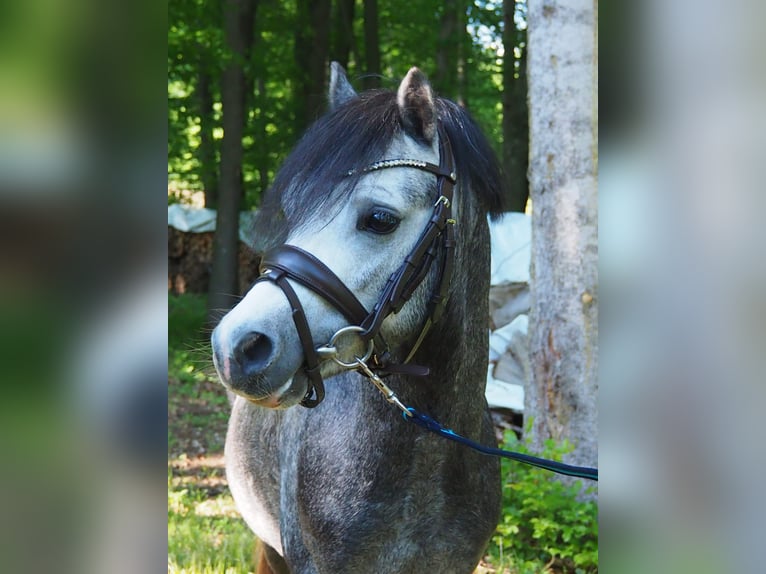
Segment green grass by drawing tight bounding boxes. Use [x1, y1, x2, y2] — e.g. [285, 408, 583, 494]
[169, 292, 254, 573]
[168, 475, 255, 574]
[168, 292, 216, 388]
[168, 293, 229, 452]
[168, 292, 598, 573]
[169, 293, 209, 348]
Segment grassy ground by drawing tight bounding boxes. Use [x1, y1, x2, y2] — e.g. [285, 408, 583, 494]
[168, 293, 255, 573]
[168, 293, 597, 574]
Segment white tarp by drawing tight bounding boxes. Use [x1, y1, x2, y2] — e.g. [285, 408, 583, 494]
[485, 213, 531, 411]
[486, 315, 528, 411]
[168, 203, 258, 246]
[168, 203, 217, 233]
[488, 212, 531, 285]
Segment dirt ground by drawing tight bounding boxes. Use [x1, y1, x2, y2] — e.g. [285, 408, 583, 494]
[168, 377, 229, 491]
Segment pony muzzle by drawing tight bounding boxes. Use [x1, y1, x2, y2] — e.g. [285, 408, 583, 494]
[211, 326, 309, 408]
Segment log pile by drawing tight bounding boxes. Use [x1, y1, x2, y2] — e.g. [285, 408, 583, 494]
[168, 226, 260, 296]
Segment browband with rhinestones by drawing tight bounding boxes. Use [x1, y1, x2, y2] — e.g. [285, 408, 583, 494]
[347, 159, 448, 178]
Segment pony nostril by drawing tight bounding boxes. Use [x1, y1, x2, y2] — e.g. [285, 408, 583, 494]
[234, 332, 274, 375]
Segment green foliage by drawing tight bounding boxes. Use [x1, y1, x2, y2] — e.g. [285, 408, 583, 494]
[168, 476, 255, 574]
[168, 1, 526, 209]
[168, 292, 216, 390]
[487, 429, 599, 573]
[168, 0, 302, 209]
[168, 0, 225, 196]
[377, 0, 439, 81]
[169, 292, 208, 347]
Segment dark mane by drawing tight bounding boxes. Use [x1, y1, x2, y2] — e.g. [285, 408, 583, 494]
[255, 90, 506, 247]
[435, 97, 507, 218]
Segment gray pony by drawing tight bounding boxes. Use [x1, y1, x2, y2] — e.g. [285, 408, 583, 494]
[212, 63, 506, 574]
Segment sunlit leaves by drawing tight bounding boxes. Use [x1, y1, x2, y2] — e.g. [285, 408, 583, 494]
[168, 1, 527, 207]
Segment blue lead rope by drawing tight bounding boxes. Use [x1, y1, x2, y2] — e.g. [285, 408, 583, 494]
[403, 407, 599, 482]
[351, 357, 598, 482]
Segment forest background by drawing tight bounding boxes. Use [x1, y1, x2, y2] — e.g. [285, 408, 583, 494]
[169, 0, 529, 212]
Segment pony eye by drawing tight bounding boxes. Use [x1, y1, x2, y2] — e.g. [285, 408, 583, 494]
[360, 209, 401, 235]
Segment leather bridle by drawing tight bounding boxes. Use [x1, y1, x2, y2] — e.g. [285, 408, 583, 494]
[256, 125, 457, 407]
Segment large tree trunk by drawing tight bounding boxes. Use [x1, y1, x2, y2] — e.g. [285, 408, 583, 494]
[294, 0, 332, 133]
[330, 0, 356, 71]
[208, 0, 257, 323]
[502, 0, 529, 212]
[434, 1, 470, 105]
[526, 0, 598, 475]
[434, 0, 458, 98]
[362, 0, 380, 90]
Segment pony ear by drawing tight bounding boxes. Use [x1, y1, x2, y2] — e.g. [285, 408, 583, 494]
[329, 61, 357, 110]
[397, 67, 436, 143]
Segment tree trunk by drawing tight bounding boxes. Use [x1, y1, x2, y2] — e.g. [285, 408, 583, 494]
[208, 0, 257, 323]
[502, 0, 529, 212]
[456, 13, 468, 108]
[434, 0, 459, 99]
[525, 0, 598, 476]
[294, 0, 332, 133]
[255, 76, 269, 197]
[197, 58, 218, 209]
[330, 0, 356, 71]
[362, 0, 380, 90]
[433, 1, 469, 106]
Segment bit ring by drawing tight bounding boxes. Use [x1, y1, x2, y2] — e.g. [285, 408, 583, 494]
[322, 326, 374, 368]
